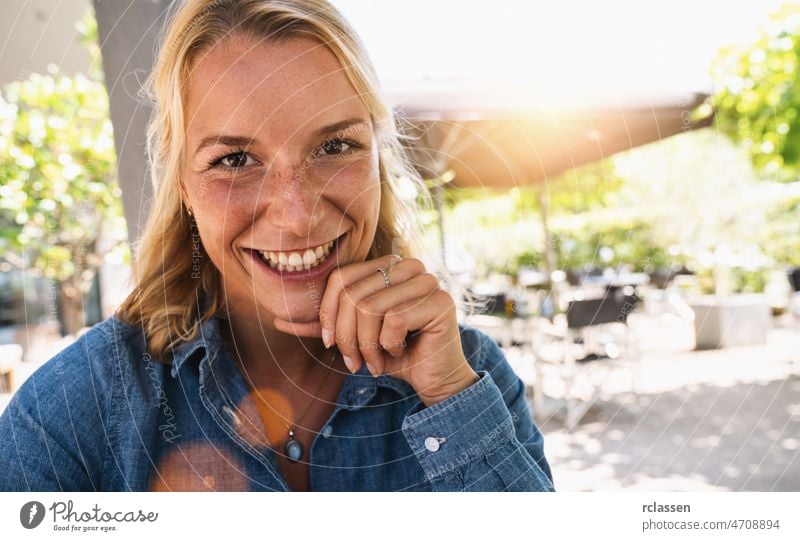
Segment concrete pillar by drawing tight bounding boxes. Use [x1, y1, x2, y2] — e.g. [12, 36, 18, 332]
[92, 0, 173, 243]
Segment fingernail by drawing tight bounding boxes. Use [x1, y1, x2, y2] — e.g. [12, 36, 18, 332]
[321, 328, 332, 348]
[342, 355, 356, 373]
[365, 362, 379, 377]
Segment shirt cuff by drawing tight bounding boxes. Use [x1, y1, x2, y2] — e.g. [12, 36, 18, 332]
[401, 369, 517, 482]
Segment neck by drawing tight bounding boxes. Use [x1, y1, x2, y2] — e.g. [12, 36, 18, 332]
[222, 316, 333, 382]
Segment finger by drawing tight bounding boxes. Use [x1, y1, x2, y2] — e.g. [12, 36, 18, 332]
[332, 282, 364, 371]
[352, 270, 437, 375]
[380, 289, 459, 382]
[355, 293, 388, 376]
[361, 272, 440, 359]
[319, 253, 402, 341]
[333, 258, 423, 371]
[272, 317, 322, 338]
[339, 257, 425, 305]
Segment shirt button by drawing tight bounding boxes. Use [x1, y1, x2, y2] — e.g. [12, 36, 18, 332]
[322, 425, 333, 438]
[222, 405, 241, 426]
[424, 437, 441, 452]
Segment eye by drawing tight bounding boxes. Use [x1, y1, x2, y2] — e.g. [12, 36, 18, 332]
[314, 138, 363, 158]
[209, 151, 257, 170]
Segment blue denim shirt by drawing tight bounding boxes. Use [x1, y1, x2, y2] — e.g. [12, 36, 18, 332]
[0, 313, 554, 491]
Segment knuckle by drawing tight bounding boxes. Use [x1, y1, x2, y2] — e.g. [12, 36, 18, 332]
[340, 285, 358, 307]
[419, 272, 439, 288]
[381, 333, 406, 351]
[355, 296, 378, 316]
[434, 288, 453, 304]
[385, 253, 403, 265]
[408, 258, 426, 273]
[326, 267, 344, 289]
[383, 309, 406, 329]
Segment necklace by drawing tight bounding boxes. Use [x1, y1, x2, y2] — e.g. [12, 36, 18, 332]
[284, 347, 340, 463]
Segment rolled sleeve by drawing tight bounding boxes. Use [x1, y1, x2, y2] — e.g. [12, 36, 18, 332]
[401, 363, 554, 491]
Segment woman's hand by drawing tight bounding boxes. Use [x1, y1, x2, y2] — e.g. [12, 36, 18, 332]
[272, 254, 479, 407]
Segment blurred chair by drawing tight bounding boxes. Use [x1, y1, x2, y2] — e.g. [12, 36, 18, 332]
[0, 343, 23, 394]
[530, 289, 642, 430]
[787, 268, 800, 372]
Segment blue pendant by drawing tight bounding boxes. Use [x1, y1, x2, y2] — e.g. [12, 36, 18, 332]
[285, 431, 303, 462]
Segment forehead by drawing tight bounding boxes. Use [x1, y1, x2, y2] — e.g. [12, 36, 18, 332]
[184, 36, 366, 138]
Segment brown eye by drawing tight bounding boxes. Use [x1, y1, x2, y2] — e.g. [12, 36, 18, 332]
[318, 138, 352, 156]
[220, 152, 251, 168]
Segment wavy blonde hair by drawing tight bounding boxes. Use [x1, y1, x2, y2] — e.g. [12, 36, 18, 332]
[116, 0, 445, 363]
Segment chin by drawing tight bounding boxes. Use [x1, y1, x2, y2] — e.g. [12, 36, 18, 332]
[262, 298, 320, 323]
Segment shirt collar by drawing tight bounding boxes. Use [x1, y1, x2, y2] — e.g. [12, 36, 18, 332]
[340, 362, 417, 409]
[169, 291, 221, 378]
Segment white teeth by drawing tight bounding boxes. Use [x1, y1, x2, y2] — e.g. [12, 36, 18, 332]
[288, 252, 303, 267]
[256, 236, 339, 272]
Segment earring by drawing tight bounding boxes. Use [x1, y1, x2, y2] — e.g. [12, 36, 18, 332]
[186, 206, 194, 217]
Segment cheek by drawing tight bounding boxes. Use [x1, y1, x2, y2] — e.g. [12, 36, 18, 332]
[320, 155, 380, 208]
[190, 181, 252, 251]
[193, 174, 268, 223]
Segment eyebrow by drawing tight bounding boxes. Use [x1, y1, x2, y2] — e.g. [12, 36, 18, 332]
[314, 117, 370, 138]
[193, 117, 370, 157]
[194, 135, 255, 156]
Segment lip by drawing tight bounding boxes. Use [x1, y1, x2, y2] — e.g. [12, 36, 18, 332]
[244, 231, 346, 283]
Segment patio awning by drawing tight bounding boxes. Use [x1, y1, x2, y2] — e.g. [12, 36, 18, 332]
[389, 83, 713, 187]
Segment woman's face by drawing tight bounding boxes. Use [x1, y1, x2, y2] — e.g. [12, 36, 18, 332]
[182, 36, 381, 326]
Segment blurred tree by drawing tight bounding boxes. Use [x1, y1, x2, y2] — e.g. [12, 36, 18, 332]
[762, 193, 800, 267]
[438, 159, 625, 279]
[550, 217, 674, 274]
[444, 159, 623, 215]
[710, 3, 800, 180]
[0, 8, 127, 335]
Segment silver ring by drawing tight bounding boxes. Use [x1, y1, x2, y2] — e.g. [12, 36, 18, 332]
[376, 267, 391, 288]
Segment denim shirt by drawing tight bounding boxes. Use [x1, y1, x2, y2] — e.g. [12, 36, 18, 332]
[0, 313, 554, 491]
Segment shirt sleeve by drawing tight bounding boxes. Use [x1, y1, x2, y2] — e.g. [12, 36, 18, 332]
[401, 326, 555, 491]
[0, 324, 117, 491]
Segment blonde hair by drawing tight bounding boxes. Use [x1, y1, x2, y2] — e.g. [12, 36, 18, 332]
[116, 0, 447, 363]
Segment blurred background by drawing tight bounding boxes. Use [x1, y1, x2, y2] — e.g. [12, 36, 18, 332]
[0, 0, 798, 491]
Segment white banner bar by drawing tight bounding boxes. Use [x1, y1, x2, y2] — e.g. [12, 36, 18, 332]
[1, 492, 798, 540]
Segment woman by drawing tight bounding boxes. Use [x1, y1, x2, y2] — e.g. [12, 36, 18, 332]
[0, 0, 554, 491]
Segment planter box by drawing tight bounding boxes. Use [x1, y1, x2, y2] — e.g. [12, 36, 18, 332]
[690, 294, 771, 350]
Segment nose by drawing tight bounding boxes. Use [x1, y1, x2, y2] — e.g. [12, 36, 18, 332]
[260, 160, 325, 238]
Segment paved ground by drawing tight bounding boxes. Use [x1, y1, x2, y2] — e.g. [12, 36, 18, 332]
[503, 314, 800, 491]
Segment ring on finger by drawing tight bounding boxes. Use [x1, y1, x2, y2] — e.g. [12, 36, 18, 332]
[376, 267, 391, 288]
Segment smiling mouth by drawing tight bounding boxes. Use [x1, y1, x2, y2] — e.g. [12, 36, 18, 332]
[247, 233, 344, 272]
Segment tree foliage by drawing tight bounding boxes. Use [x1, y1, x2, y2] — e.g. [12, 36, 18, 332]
[0, 9, 127, 333]
[711, 3, 800, 179]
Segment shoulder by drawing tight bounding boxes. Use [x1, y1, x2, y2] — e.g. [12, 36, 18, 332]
[36, 316, 142, 380]
[0, 316, 145, 489]
[4, 316, 146, 420]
